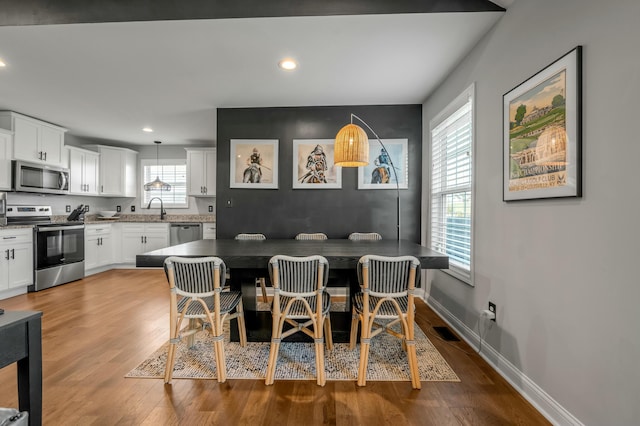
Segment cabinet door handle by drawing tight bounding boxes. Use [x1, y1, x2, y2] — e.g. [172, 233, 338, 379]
[204, 186, 207, 194]
[4, 249, 8, 260]
[11, 249, 15, 259]
[43, 152, 47, 161]
[144, 236, 147, 244]
[100, 237, 103, 245]
[141, 236, 144, 244]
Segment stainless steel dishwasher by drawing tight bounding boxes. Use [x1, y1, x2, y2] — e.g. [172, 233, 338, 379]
[169, 223, 202, 245]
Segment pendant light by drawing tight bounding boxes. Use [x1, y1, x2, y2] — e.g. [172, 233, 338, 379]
[144, 140, 171, 191]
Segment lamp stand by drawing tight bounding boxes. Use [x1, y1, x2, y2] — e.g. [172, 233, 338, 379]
[350, 114, 401, 241]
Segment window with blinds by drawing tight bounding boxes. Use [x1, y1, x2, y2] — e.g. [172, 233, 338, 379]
[429, 84, 474, 284]
[141, 160, 188, 208]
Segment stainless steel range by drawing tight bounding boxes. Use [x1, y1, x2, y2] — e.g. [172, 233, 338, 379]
[6, 205, 85, 291]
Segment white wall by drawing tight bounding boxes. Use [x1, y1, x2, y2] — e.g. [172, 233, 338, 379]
[422, 0, 640, 425]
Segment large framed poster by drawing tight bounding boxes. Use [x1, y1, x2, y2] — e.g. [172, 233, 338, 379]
[230, 139, 278, 189]
[292, 139, 342, 189]
[503, 46, 582, 201]
[357, 139, 409, 190]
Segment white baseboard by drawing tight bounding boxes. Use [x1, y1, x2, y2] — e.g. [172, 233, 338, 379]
[424, 295, 583, 426]
[0, 286, 28, 301]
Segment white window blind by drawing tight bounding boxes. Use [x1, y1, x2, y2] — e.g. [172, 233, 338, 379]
[141, 160, 188, 208]
[430, 85, 474, 284]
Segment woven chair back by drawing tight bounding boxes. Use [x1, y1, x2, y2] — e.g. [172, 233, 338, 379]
[164, 256, 226, 296]
[295, 232, 328, 240]
[357, 255, 420, 295]
[269, 255, 329, 294]
[235, 233, 266, 240]
[348, 232, 382, 241]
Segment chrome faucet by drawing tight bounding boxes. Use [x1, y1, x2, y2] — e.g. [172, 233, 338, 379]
[147, 197, 166, 220]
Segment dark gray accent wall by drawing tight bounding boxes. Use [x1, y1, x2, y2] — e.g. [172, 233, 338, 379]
[216, 105, 422, 242]
[0, 0, 504, 26]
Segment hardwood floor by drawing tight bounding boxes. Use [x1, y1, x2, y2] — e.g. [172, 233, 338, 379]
[0, 269, 549, 425]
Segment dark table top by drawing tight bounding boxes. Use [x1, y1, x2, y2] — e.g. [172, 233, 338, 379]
[136, 239, 449, 270]
[0, 311, 42, 330]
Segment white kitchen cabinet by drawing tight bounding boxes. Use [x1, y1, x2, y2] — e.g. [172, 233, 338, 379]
[0, 228, 33, 291]
[0, 111, 67, 166]
[186, 148, 216, 196]
[89, 145, 137, 197]
[202, 223, 216, 239]
[0, 129, 12, 190]
[68, 146, 100, 195]
[120, 223, 169, 263]
[85, 224, 113, 271]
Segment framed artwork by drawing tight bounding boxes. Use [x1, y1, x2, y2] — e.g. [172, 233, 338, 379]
[503, 46, 582, 201]
[292, 139, 342, 189]
[357, 138, 409, 189]
[229, 139, 279, 189]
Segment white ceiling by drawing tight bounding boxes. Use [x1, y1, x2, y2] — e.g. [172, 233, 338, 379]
[0, 12, 503, 146]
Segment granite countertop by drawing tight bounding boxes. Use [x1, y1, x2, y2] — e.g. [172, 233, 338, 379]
[0, 224, 34, 230]
[54, 214, 215, 224]
[1, 215, 216, 229]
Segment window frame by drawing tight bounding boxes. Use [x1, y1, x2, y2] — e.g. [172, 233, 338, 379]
[140, 158, 189, 209]
[428, 83, 476, 285]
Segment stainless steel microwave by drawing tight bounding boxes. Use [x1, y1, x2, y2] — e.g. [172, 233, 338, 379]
[13, 160, 70, 195]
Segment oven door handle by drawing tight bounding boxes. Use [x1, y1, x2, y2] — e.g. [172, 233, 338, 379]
[38, 225, 85, 232]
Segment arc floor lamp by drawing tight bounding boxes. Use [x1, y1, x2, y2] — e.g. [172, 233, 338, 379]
[334, 114, 401, 241]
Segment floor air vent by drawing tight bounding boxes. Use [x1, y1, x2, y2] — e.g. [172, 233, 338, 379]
[433, 326, 460, 341]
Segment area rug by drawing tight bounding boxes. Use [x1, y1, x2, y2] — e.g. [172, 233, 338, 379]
[126, 323, 459, 382]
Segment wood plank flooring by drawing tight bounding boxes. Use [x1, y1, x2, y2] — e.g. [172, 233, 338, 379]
[0, 269, 550, 425]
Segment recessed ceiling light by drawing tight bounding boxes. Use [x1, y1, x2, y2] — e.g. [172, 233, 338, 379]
[278, 58, 298, 71]
[142, 127, 153, 133]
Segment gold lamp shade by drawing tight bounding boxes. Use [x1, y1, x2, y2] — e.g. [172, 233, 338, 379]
[334, 123, 369, 167]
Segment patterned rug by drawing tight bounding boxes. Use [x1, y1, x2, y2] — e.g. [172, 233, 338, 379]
[126, 323, 459, 382]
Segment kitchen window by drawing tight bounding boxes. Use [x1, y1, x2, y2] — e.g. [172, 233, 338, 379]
[141, 160, 188, 208]
[429, 84, 474, 285]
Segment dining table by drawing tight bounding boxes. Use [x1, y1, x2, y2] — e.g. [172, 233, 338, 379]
[137, 239, 449, 342]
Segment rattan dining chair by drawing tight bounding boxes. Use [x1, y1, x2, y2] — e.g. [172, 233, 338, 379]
[235, 233, 268, 302]
[294, 232, 328, 240]
[163, 256, 247, 384]
[265, 255, 333, 386]
[349, 254, 421, 389]
[348, 232, 382, 241]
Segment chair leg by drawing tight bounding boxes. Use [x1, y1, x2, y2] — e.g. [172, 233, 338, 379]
[405, 317, 421, 389]
[164, 321, 180, 384]
[407, 342, 421, 390]
[349, 309, 359, 350]
[215, 336, 227, 383]
[357, 317, 373, 387]
[265, 315, 285, 385]
[186, 318, 197, 348]
[324, 315, 333, 351]
[236, 300, 247, 347]
[258, 278, 268, 303]
[314, 335, 326, 386]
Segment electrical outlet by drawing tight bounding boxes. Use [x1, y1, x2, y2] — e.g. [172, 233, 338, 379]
[225, 199, 233, 208]
[65, 205, 71, 213]
[208, 205, 213, 213]
[488, 302, 497, 322]
[116, 205, 121, 213]
[131, 205, 136, 212]
[84, 205, 90, 212]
